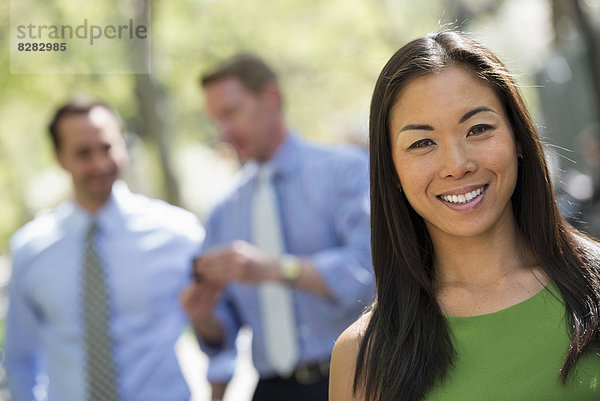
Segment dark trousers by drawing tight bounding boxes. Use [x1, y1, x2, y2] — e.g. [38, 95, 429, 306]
[252, 376, 329, 401]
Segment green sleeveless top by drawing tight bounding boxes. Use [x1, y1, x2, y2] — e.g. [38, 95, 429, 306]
[425, 282, 600, 400]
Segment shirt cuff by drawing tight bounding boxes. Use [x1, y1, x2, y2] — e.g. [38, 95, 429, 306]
[310, 249, 374, 309]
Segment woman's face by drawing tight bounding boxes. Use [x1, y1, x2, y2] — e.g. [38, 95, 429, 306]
[389, 65, 519, 241]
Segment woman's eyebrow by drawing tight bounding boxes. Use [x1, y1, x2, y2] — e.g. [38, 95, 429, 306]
[459, 106, 497, 123]
[399, 124, 434, 133]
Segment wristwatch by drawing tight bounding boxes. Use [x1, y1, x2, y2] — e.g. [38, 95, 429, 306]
[279, 254, 302, 284]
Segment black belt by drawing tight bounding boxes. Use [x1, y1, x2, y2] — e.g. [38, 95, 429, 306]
[265, 359, 330, 385]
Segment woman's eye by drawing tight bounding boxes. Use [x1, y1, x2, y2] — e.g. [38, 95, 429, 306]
[408, 139, 435, 149]
[468, 124, 494, 136]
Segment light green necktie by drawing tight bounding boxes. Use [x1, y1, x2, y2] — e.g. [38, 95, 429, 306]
[253, 166, 299, 377]
[82, 222, 120, 401]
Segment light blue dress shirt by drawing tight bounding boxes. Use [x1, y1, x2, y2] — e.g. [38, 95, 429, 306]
[5, 182, 204, 401]
[201, 134, 374, 381]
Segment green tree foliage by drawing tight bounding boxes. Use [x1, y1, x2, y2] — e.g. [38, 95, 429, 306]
[5, 0, 540, 252]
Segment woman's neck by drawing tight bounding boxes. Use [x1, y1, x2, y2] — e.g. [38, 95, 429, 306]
[429, 214, 549, 317]
[431, 217, 536, 291]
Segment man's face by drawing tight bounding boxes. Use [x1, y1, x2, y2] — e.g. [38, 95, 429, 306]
[55, 107, 127, 210]
[203, 77, 279, 163]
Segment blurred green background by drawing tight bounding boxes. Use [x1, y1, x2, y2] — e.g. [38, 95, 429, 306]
[0, 0, 599, 363]
[2, 0, 600, 249]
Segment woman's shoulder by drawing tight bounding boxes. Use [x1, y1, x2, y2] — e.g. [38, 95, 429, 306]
[336, 311, 372, 348]
[330, 312, 372, 401]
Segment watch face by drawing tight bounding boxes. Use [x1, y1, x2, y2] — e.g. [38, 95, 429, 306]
[281, 256, 301, 281]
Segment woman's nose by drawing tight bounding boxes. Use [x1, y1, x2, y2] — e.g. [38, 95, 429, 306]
[437, 142, 477, 179]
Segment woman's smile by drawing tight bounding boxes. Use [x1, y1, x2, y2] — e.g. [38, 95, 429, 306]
[437, 184, 488, 211]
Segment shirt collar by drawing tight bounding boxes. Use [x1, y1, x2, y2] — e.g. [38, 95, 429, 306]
[67, 180, 133, 235]
[262, 132, 302, 178]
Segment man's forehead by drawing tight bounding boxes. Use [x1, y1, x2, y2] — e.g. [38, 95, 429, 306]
[88, 106, 119, 128]
[59, 106, 119, 130]
[58, 108, 121, 147]
[206, 76, 257, 98]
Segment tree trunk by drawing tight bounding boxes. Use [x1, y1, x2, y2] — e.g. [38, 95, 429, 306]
[131, 0, 181, 205]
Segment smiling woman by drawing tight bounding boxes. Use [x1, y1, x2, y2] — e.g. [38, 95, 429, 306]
[329, 31, 600, 401]
[389, 65, 519, 241]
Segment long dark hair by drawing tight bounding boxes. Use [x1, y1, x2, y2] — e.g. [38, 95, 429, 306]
[356, 31, 600, 401]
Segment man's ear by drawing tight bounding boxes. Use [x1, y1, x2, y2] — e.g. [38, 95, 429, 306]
[262, 82, 283, 111]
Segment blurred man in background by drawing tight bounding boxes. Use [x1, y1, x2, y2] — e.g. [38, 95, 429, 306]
[181, 54, 374, 401]
[5, 97, 204, 401]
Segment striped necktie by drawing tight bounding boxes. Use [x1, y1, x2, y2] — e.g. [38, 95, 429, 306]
[253, 165, 299, 377]
[82, 222, 120, 401]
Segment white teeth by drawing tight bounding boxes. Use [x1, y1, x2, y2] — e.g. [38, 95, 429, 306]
[440, 186, 485, 204]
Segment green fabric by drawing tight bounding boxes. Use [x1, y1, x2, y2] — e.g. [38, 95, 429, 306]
[425, 282, 600, 401]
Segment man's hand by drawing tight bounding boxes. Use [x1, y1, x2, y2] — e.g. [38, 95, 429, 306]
[195, 241, 332, 297]
[181, 280, 223, 322]
[195, 240, 279, 285]
[180, 278, 225, 345]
